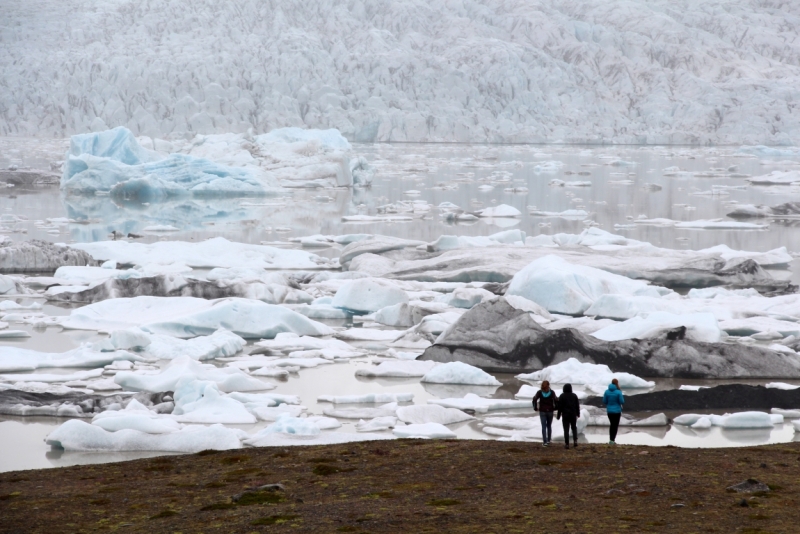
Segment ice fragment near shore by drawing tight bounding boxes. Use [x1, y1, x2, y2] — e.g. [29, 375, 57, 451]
[114, 356, 271, 393]
[331, 278, 409, 314]
[421, 361, 501, 386]
[393, 422, 457, 439]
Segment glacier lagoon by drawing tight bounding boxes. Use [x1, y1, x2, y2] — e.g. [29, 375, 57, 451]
[2, 138, 800, 472]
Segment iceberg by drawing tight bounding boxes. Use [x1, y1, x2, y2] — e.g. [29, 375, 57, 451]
[331, 278, 409, 314]
[62, 128, 265, 199]
[0, 346, 145, 373]
[506, 255, 661, 315]
[395, 404, 474, 425]
[171, 380, 257, 424]
[355, 360, 438, 378]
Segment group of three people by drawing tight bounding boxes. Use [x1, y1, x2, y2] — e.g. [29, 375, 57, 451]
[532, 379, 625, 448]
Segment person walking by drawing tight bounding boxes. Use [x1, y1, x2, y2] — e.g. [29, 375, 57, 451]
[603, 378, 625, 444]
[532, 380, 558, 446]
[556, 383, 580, 449]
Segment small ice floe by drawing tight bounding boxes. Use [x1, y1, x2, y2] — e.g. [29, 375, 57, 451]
[549, 179, 591, 187]
[114, 356, 272, 393]
[323, 402, 399, 420]
[747, 170, 800, 186]
[142, 225, 179, 233]
[765, 382, 800, 390]
[473, 204, 521, 217]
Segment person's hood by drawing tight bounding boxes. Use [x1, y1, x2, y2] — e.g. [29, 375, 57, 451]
[563, 383, 573, 394]
[607, 384, 618, 392]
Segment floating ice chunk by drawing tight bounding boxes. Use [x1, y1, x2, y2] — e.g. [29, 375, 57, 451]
[255, 413, 321, 436]
[720, 412, 775, 429]
[322, 402, 398, 419]
[427, 393, 529, 414]
[171, 380, 256, 424]
[528, 209, 589, 219]
[591, 312, 722, 343]
[393, 422, 456, 439]
[64, 296, 333, 339]
[318, 393, 413, 404]
[514, 384, 587, 401]
[679, 385, 709, 391]
[630, 413, 669, 426]
[421, 362, 501, 386]
[771, 408, 800, 418]
[438, 287, 495, 309]
[766, 382, 800, 390]
[355, 360, 438, 378]
[395, 404, 474, 425]
[673, 414, 706, 426]
[72, 237, 329, 271]
[383, 349, 423, 360]
[334, 328, 402, 342]
[92, 401, 182, 434]
[356, 416, 397, 432]
[673, 219, 768, 230]
[143, 329, 246, 360]
[331, 279, 408, 314]
[691, 417, 712, 429]
[516, 358, 654, 389]
[0, 346, 144, 373]
[110, 328, 152, 351]
[0, 368, 104, 383]
[483, 409, 589, 440]
[506, 255, 659, 315]
[426, 229, 527, 252]
[114, 356, 271, 393]
[747, 170, 800, 186]
[46, 419, 241, 452]
[474, 204, 521, 218]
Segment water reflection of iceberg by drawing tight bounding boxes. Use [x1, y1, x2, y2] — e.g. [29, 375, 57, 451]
[720, 427, 773, 445]
[63, 190, 351, 242]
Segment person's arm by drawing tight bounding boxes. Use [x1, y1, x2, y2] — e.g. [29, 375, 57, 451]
[574, 395, 580, 418]
[619, 391, 625, 405]
[556, 395, 562, 419]
[532, 391, 540, 411]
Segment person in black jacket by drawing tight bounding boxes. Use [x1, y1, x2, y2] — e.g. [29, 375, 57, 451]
[532, 380, 558, 446]
[556, 383, 580, 449]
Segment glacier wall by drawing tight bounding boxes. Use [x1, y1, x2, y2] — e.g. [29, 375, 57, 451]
[2, 0, 800, 144]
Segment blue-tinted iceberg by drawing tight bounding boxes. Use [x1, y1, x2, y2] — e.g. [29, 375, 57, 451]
[62, 127, 265, 199]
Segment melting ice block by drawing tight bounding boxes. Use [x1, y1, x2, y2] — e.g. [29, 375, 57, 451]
[515, 358, 654, 389]
[171, 380, 257, 424]
[355, 360, 438, 378]
[427, 393, 530, 414]
[395, 404, 474, 425]
[0, 346, 145, 373]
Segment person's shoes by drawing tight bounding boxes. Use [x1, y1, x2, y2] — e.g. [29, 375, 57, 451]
[565, 444, 569, 449]
[542, 442, 549, 447]
[573, 442, 578, 448]
[608, 440, 616, 445]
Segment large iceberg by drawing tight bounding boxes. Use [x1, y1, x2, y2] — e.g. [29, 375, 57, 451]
[62, 128, 265, 199]
[506, 255, 663, 315]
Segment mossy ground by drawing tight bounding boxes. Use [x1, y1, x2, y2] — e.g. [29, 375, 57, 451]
[2, 440, 800, 533]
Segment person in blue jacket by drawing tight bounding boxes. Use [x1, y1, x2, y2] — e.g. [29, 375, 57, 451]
[602, 378, 624, 444]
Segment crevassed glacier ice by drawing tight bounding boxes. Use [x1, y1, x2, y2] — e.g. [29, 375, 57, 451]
[5, 1, 800, 144]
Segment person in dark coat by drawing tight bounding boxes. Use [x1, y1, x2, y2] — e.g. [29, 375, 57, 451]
[556, 383, 580, 449]
[532, 380, 558, 446]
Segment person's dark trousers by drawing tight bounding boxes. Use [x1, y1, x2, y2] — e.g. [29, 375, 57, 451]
[607, 413, 621, 441]
[562, 415, 578, 444]
[539, 412, 553, 443]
